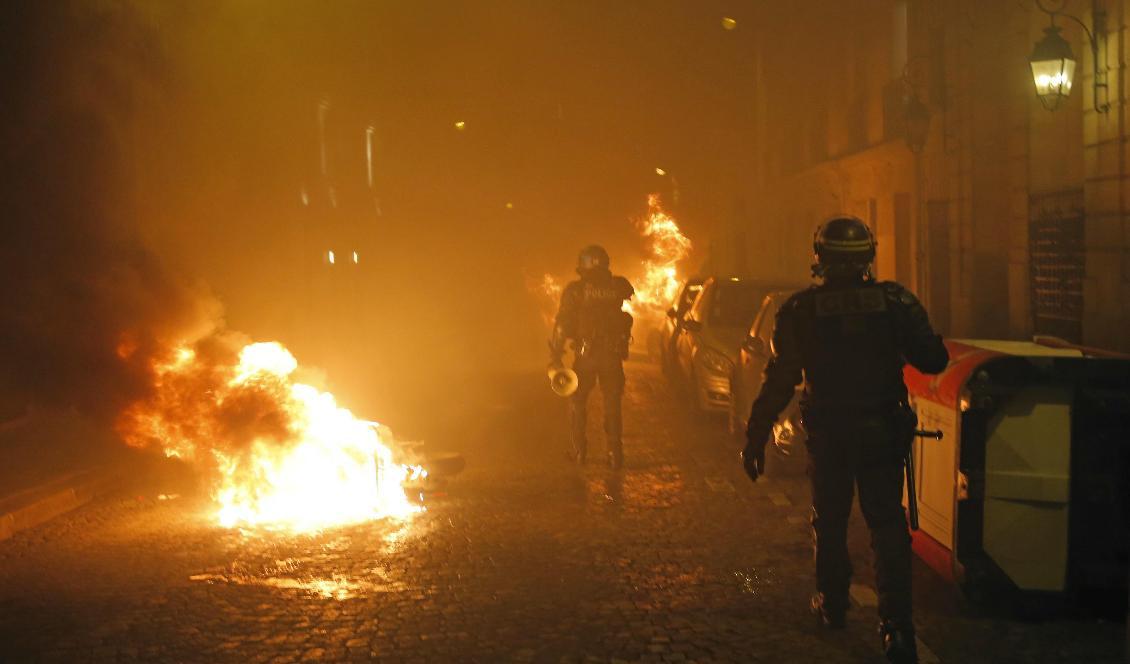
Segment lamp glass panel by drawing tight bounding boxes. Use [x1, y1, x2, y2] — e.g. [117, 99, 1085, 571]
[1031, 57, 1076, 98]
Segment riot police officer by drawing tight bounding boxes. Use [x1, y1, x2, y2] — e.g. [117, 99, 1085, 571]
[740, 217, 948, 664]
[550, 245, 635, 468]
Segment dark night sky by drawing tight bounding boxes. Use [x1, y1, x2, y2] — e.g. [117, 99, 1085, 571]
[144, 1, 760, 260]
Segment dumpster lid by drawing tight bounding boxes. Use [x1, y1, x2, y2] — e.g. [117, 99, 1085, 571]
[953, 339, 1083, 358]
[904, 340, 1004, 410]
[904, 338, 1124, 410]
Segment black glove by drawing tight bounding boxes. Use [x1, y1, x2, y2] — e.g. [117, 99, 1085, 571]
[742, 427, 770, 483]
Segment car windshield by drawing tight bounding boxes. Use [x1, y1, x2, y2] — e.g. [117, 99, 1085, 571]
[677, 282, 703, 313]
[708, 281, 764, 328]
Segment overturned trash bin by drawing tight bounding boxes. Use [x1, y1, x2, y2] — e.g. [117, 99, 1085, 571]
[903, 338, 1129, 602]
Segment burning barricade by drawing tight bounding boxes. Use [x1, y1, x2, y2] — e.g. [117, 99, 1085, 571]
[118, 337, 434, 533]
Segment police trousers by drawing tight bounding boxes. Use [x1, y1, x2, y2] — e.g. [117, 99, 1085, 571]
[570, 352, 625, 457]
[806, 416, 913, 625]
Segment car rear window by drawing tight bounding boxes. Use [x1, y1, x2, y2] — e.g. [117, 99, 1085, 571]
[709, 282, 764, 327]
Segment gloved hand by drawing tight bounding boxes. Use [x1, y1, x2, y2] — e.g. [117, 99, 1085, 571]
[742, 427, 770, 483]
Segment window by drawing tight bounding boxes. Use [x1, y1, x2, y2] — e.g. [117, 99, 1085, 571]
[757, 295, 782, 345]
[1029, 190, 1084, 342]
[707, 282, 765, 328]
[883, 2, 910, 143]
[687, 280, 712, 323]
[677, 281, 704, 315]
[926, 200, 951, 335]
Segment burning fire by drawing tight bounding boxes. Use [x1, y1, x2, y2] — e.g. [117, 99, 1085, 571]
[529, 195, 690, 326]
[531, 272, 565, 327]
[119, 339, 424, 532]
[631, 194, 691, 319]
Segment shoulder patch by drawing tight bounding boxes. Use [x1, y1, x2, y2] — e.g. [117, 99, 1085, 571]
[878, 281, 920, 307]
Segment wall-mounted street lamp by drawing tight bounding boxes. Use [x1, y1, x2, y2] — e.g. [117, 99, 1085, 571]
[1030, 0, 1109, 113]
[904, 94, 931, 153]
[899, 56, 933, 153]
[1029, 26, 1076, 109]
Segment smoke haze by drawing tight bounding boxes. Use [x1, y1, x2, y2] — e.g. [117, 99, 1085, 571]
[1, 1, 755, 441]
[0, 2, 219, 425]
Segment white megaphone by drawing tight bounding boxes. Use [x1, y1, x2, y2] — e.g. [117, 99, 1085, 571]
[547, 363, 579, 397]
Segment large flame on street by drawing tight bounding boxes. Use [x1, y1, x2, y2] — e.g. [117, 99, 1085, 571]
[631, 194, 691, 319]
[119, 339, 423, 532]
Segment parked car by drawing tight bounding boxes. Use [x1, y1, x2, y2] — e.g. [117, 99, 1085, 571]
[656, 277, 704, 371]
[729, 288, 808, 453]
[671, 277, 770, 412]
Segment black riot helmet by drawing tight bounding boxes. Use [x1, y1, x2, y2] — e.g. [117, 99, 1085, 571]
[577, 244, 611, 275]
[812, 216, 876, 281]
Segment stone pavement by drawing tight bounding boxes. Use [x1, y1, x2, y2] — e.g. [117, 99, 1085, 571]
[0, 359, 1124, 662]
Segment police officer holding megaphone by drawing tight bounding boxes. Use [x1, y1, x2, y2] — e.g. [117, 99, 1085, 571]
[549, 245, 634, 469]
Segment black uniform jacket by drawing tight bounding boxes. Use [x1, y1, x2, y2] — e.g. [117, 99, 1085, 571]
[747, 280, 948, 441]
[553, 269, 634, 348]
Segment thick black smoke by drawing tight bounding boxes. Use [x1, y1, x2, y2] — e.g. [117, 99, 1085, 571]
[0, 2, 216, 424]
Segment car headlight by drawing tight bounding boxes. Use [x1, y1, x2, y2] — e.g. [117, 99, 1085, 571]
[697, 347, 734, 375]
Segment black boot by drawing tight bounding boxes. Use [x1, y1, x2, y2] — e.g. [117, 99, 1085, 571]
[878, 621, 918, 664]
[810, 593, 846, 629]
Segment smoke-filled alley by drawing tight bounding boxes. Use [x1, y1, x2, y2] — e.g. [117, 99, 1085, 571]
[1, 2, 1128, 663]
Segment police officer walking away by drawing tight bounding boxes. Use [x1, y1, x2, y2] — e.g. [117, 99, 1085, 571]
[740, 217, 948, 663]
[550, 245, 635, 468]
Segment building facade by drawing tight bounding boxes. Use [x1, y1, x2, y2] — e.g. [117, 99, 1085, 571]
[718, 0, 1130, 351]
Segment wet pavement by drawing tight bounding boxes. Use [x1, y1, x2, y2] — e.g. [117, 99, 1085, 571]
[0, 358, 1125, 662]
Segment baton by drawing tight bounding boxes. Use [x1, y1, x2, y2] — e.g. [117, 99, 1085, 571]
[906, 429, 943, 531]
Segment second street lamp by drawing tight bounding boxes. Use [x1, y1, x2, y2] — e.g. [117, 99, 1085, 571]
[904, 93, 932, 153]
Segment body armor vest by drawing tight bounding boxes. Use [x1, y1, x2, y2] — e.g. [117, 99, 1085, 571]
[791, 283, 907, 407]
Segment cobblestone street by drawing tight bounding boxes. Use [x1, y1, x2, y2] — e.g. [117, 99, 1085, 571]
[0, 359, 1125, 663]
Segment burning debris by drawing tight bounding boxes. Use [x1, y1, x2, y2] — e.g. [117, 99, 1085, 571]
[629, 194, 692, 320]
[533, 272, 565, 327]
[0, 0, 437, 533]
[119, 338, 425, 532]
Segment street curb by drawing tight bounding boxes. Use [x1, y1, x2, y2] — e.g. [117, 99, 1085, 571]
[0, 466, 119, 542]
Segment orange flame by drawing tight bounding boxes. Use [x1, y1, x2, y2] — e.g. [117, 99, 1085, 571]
[119, 339, 423, 532]
[530, 195, 690, 325]
[530, 272, 564, 327]
[632, 194, 691, 318]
